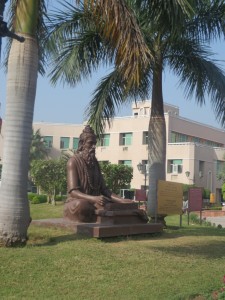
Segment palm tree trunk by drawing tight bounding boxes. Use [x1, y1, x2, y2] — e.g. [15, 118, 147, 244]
[147, 56, 166, 221]
[0, 33, 38, 246]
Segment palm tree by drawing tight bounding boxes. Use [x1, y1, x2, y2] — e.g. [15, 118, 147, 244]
[29, 128, 48, 192]
[30, 129, 48, 163]
[0, 0, 47, 246]
[47, 1, 225, 221]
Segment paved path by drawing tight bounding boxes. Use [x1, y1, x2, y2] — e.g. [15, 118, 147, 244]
[204, 216, 225, 228]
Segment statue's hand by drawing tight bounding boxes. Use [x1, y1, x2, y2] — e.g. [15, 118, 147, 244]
[95, 195, 110, 206]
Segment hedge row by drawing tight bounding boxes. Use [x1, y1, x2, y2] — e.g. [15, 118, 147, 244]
[28, 193, 66, 204]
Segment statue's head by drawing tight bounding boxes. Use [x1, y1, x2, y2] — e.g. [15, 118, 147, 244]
[77, 125, 97, 152]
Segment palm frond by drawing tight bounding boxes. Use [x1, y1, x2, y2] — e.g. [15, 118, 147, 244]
[48, 31, 107, 86]
[168, 38, 225, 127]
[86, 67, 151, 135]
[135, 0, 195, 35]
[47, 2, 113, 85]
[186, 0, 225, 42]
[76, 0, 152, 88]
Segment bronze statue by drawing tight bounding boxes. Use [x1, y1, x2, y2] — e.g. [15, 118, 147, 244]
[64, 125, 147, 223]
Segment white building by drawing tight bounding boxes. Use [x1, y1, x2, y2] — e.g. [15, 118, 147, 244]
[0, 100, 224, 201]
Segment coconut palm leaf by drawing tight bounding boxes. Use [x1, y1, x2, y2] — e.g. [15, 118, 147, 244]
[30, 129, 49, 163]
[47, 1, 115, 85]
[167, 37, 225, 126]
[79, 0, 152, 86]
[185, 0, 225, 41]
[86, 67, 152, 134]
[47, 0, 152, 89]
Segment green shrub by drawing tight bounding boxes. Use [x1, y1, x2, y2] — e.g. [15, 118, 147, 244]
[189, 213, 201, 224]
[30, 194, 47, 204]
[205, 206, 222, 210]
[222, 183, 225, 200]
[28, 192, 37, 201]
[189, 213, 212, 226]
[31, 196, 41, 204]
[203, 188, 211, 199]
[55, 195, 67, 202]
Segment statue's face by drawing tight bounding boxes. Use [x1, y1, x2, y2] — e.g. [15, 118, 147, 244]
[83, 137, 97, 155]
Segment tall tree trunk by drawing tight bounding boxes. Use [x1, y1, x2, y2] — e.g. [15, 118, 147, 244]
[0, 0, 39, 246]
[147, 55, 166, 220]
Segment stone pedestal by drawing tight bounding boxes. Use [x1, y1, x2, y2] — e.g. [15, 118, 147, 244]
[74, 202, 163, 237]
[74, 222, 163, 238]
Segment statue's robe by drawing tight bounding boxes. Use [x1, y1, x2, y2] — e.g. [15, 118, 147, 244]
[64, 154, 111, 223]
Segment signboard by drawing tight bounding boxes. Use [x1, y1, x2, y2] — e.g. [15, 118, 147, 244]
[210, 193, 215, 204]
[157, 180, 183, 215]
[188, 188, 202, 212]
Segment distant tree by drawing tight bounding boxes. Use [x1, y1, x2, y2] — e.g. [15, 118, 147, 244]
[217, 154, 225, 183]
[60, 149, 76, 162]
[99, 162, 133, 195]
[30, 159, 67, 205]
[30, 129, 48, 163]
[222, 183, 225, 201]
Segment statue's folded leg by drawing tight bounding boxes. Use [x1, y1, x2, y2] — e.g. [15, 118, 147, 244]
[64, 198, 97, 223]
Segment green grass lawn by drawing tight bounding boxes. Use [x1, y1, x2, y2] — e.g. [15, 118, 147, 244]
[0, 203, 225, 300]
[30, 201, 64, 220]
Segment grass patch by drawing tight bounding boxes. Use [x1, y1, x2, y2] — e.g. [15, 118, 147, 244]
[30, 201, 64, 220]
[1, 204, 225, 299]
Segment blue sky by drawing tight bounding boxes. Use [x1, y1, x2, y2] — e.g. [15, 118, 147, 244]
[0, 2, 225, 130]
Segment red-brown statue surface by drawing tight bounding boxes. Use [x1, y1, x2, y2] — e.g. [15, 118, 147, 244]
[64, 125, 148, 223]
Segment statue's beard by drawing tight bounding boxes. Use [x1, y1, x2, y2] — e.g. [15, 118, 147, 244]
[82, 149, 96, 167]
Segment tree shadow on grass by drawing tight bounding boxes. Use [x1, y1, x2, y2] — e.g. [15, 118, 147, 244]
[165, 225, 225, 237]
[28, 232, 93, 247]
[28, 223, 92, 247]
[148, 240, 225, 259]
[101, 225, 225, 243]
[29, 223, 225, 246]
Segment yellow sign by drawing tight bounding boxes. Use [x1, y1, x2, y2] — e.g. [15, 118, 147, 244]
[210, 193, 215, 203]
[157, 180, 183, 215]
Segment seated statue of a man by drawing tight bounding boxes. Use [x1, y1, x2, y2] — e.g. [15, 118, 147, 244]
[64, 125, 144, 223]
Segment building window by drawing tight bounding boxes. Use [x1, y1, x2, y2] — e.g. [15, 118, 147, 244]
[43, 136, 53, 148]
[142, 160, 148, 165]
[167, 159, 183, 174]
[216, 160, 225, 175]
[170, 131, 223, 147]
[60, 137, 70, 149]
[73, 138, 79, 150]
[119, 160, 132, 167]
[120, 133, 132, 146]
[170, 132, 187, 143]
[99, 134, 110, 146]
[143, 131, 148, 145]
[199, 161, 204, 178]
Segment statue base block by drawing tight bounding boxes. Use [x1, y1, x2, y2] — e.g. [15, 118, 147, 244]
[75, 203, 163, 237]
[74, 222, 163, 238]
